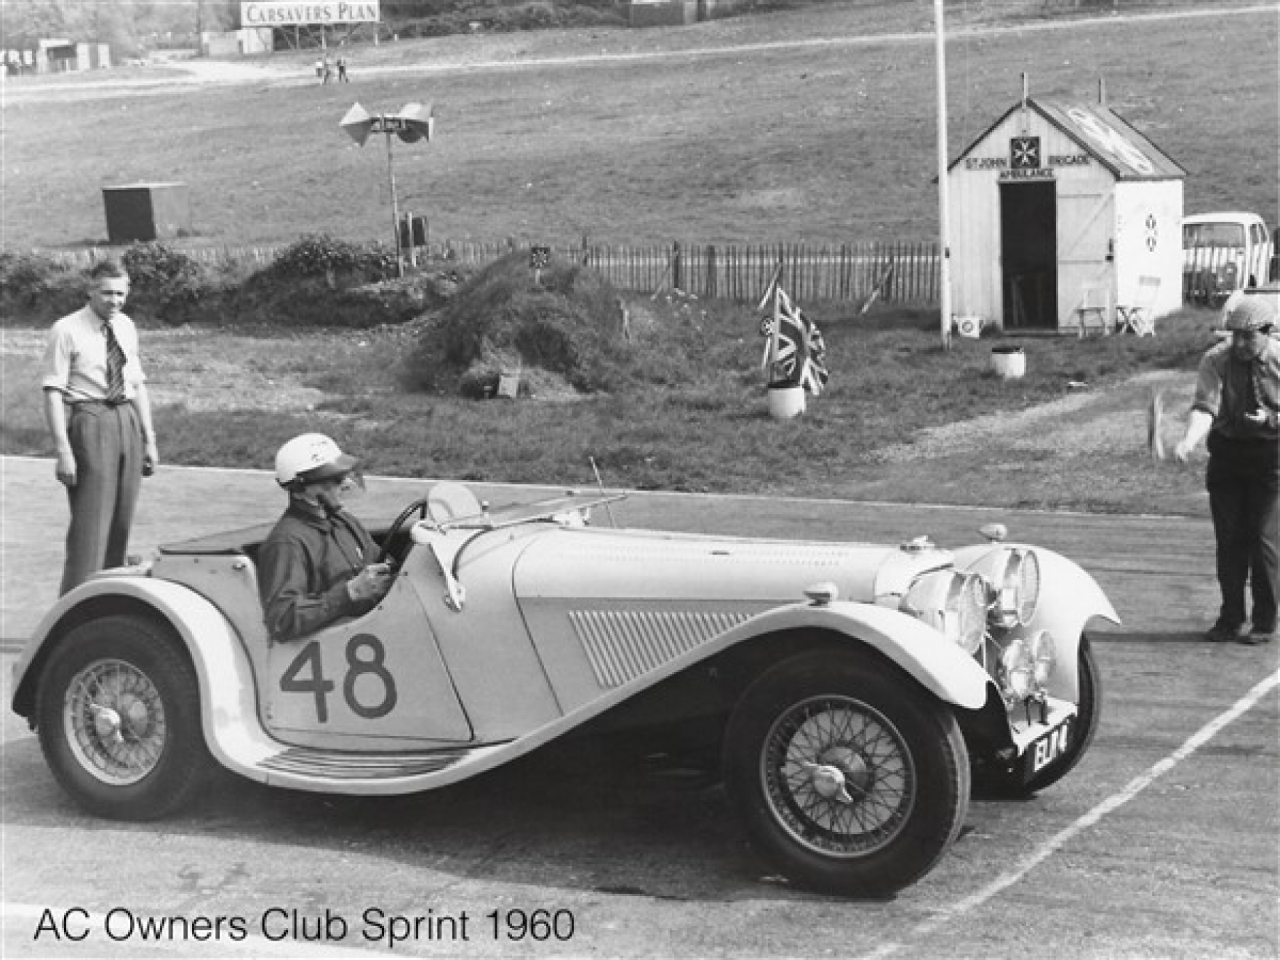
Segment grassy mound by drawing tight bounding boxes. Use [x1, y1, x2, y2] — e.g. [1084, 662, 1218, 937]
[401, 251, 641, 397]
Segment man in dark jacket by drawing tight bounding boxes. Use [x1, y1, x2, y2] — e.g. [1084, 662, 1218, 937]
[1175, 287, 1280, 644]
[258, 434, 394, 643]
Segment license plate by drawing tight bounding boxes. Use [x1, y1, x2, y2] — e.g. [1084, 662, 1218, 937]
[1021, 715, 1073, 781]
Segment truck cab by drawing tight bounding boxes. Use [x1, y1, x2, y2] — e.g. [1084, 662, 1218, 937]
[1183, 211, 1274, 306]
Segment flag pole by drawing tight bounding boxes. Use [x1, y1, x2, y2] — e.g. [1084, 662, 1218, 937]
[933, 0, 953, 350]
[767, 262, 783, 384]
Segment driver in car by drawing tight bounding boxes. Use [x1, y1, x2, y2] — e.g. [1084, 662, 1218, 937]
[258, 433, 395, 643]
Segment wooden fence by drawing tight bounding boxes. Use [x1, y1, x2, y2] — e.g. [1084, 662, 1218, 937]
[38, 239, 1272, 309]
[39, 239, 943, 305]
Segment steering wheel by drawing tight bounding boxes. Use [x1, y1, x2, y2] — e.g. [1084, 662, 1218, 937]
[377, 497, 432, 565]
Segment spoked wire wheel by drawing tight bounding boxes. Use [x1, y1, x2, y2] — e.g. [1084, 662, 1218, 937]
[37, 615, 209, 820]
[763, 695, 915, 857]
[63, 658, 168, 786]
[725, 651, 969, 897]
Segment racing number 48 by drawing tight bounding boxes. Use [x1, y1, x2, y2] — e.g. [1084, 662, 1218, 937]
[280, 634, 398, 722]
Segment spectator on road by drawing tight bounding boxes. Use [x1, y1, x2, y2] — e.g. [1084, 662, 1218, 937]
[314, 56, 324, 79]
[41, 260, 159, 595]
[1175, 287, 1280, 644]
[336, 55, 349, 82]
[257, 433, 394, 643]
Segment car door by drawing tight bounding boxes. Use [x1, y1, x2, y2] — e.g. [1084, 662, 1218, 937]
[263, 572, 473, 749]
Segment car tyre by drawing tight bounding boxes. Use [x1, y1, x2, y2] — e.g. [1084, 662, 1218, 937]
[36, 614, 209, 820]
[986, 635, 1102, 798]
[723, 651, 970, 898]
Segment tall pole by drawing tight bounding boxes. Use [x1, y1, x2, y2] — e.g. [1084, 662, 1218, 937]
[934, 0, 953, 349]
[385, 125, 403, 277]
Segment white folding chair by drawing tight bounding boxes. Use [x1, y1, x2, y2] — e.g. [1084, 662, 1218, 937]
[1117, 276, 1160, 336]
[1073, 287, 1110, 338]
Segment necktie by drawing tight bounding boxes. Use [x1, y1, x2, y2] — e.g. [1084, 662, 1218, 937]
[102, 320, 126, 401]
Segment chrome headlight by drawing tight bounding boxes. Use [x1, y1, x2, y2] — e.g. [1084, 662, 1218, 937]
[1031, 630, 1056, 686]
[999, 549, 1040, 627]
[1000, 636, 1035, 701]
[970, 548, 1040, 628]
[999, 630, 1055, 703]
[902, 570, 988, 654]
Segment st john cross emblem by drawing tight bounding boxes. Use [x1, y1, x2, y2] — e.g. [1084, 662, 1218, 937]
[1011, 136, 1041, 169]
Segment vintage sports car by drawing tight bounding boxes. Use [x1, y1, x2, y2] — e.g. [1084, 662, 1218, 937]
[11, 484, 1117, 897]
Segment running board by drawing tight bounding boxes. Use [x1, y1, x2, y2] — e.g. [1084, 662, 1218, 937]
[257, 745, 477, 780]
[222, 739, 520, 795]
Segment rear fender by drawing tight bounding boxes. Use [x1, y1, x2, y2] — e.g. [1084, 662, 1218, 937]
[954, 543, 1120, 701]
[11, 577, 280, 784]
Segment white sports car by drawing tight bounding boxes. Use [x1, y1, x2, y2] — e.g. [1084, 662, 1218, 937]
[11, 483, 1117, 897]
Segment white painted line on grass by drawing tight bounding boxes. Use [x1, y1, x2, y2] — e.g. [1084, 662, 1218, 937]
[861, 668, 1280, 960]
[1, 902, 395, 959]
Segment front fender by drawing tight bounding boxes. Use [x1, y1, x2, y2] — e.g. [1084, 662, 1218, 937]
[11, 577, 280, 784]
[954, 543, 1120, 701]
[721, 601, 993, 710]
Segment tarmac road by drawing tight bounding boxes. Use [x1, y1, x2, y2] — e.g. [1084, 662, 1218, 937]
[2, 456, 1277, 959]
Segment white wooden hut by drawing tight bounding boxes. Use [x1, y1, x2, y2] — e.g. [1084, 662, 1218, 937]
[948, 95, 1185, 333]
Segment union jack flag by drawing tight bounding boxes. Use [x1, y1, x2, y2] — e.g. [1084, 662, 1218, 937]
[759, 286, 829, 396]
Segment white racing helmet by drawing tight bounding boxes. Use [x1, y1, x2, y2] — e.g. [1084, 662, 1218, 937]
[274, 433, 359, 490]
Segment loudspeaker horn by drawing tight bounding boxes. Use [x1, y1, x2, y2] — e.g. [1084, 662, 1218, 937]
[394, 102, 434, 143]
[339, 102, 374, 147]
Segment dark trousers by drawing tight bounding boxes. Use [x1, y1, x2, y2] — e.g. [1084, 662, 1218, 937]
[60, 402, 142, 595]
[1206, 435, 1279, 630]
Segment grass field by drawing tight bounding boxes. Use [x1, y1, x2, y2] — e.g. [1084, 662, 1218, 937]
[1, 2, 1275, 249]
[1, 1, 1270, 517]
[0, 300, 1221, 516]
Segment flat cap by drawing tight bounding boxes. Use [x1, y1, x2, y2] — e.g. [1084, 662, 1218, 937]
[1223, 287, 1279, 331]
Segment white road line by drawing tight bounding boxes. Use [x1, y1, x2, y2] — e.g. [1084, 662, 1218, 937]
[1, 903, 395, 959]
[861, 668, 1280, 960]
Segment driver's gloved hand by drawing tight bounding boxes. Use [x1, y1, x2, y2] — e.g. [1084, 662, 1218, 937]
[347, 563, 395, 603]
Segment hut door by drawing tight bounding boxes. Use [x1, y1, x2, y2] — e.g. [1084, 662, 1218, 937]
[1000, 182, 1058, 329]
[1058, 189, 1114, 330]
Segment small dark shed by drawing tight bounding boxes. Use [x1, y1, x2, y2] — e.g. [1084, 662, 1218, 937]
[102, 183, 191, 243]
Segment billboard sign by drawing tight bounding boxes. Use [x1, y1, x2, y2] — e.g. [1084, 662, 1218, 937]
[241, 1, 380, 26]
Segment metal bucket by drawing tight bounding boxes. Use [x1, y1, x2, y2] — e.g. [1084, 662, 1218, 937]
[990, 345, 1026, 379]
[767, 384, 806, 419]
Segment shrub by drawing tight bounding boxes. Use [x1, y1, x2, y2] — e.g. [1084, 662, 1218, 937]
[224, 261, 471, 329]
[267, 234, 397, 284]
[119, 242, 211, 325]
[0, 252, 81, 318]
[120, 242, 202, 291]
[402, 250, 631, 394]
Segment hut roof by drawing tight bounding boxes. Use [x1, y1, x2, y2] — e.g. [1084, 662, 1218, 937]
[951, 96, 1185, 181]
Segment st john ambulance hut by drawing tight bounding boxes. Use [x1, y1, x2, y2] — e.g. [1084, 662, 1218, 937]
[947, 93, 1184, 334]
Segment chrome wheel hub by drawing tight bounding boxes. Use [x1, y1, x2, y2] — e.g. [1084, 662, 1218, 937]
[803, 745, 873, 803]
[64, 659, 166, 786]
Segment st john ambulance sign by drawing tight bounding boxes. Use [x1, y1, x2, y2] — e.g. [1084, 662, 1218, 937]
[241, 1, 380, 25]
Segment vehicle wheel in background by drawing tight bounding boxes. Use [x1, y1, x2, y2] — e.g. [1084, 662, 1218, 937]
[980, 635, 1102, 798]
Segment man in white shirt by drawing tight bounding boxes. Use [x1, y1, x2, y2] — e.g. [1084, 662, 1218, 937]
[41, 261, 159, 594]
